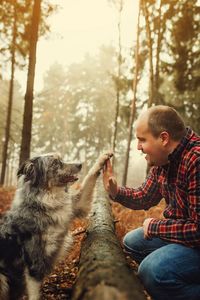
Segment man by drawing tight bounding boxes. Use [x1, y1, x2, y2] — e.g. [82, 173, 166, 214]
[103, 105, 200, 300]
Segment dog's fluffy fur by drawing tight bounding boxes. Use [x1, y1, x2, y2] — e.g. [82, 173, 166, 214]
[0, 153, 111, 300]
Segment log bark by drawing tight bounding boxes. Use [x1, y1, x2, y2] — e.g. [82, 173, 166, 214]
[72, 178, 146, 300]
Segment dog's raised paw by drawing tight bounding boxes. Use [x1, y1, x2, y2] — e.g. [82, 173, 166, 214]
[98, 152, 113, 168]
[91, 152, 113, 175]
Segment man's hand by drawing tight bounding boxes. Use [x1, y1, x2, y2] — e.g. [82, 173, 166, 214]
[103, 159, 118, 198]
[107, 176, 118, 199]
[143, 218, 154, 239]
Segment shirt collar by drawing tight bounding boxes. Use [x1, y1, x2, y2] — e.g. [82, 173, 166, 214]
[168, 127, 193, 162]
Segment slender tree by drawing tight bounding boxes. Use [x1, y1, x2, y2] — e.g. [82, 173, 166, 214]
[154, 0, 163, 104]
[19, 0, 41, 165]
[141, 0, 154, 107]
[0, 1, 17, 185]
[122, 0, 141, 186]
[111, 0, 124, 169]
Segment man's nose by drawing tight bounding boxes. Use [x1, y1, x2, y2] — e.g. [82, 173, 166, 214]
[137, 141, 142, 151]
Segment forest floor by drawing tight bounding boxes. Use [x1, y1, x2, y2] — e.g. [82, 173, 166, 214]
[0, 187, 164, 299]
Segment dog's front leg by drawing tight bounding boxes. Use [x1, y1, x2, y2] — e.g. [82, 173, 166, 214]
[25, 268, 41, 300]
[74, 152, 113, 217]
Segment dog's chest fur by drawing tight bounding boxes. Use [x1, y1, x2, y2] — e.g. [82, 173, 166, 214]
[40, 188, 76, 256]
[8, 186, 77, 259]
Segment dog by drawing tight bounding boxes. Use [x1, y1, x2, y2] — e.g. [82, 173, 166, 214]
[0, 152, 112, 300]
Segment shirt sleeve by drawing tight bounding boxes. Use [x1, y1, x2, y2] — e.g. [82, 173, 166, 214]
[148, 157, 200, 247]
[112, 167, 163, 210]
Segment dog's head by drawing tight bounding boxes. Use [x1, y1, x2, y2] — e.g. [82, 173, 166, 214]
[17, 153, 82, 188]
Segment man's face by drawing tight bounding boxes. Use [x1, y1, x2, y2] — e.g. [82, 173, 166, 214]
[135, 118, 169, 167]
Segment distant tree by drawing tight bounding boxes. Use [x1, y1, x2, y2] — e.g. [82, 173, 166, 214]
[0, 79, 24, 185]
[65, 49, 119, 165]
[32, 48, 117, 168]
[32, 62, 71, 155]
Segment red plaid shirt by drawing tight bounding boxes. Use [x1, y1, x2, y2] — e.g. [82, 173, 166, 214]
[113, 127, 200, 247]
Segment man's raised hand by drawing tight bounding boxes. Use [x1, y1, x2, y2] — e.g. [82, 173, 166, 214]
[102, 157, 118, 198]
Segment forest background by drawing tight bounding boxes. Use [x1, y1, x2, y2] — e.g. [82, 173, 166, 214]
[0, 0, 200, 188]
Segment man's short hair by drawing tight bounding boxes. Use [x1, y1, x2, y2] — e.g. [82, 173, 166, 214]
[147, 105, 186, 141]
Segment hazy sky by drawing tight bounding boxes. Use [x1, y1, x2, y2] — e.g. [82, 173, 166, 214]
[32, 0, 139, 91]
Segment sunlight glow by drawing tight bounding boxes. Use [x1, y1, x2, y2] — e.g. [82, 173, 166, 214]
[34, 0, 139, 91]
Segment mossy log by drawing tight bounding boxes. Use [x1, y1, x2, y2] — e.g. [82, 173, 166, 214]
[72, 178, 146, 300]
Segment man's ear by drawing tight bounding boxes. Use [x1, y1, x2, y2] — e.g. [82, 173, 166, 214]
[160, 131, 169, 146]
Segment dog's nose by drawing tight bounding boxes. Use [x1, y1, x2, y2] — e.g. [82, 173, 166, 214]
[76, 163, 82, 170]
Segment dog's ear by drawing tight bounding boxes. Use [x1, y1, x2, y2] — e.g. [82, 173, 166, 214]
[17, 161, 28, 178]
[18, 157, 46, 186]
[17, 162, 25, 178]
[17, 160, 39, 185]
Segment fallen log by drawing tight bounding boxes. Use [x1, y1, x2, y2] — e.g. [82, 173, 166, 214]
[72, 178, 146, 300]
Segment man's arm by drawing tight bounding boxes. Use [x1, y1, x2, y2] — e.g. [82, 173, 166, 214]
[104, 166, 163, 211]
[146, 157, 200, 247]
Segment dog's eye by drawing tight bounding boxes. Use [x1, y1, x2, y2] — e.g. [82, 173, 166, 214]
[52, 160, 63, 168]
[58, 161, 64, 168]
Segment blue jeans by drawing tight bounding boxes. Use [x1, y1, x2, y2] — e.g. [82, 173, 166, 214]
[123, 227, 200, 300]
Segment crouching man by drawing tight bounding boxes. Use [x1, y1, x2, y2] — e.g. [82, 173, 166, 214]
[102, 105, 200, 300]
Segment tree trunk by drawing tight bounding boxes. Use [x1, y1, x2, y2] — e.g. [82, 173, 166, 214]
[154, 0, 163, 105]
[0, 2, 17, 185]
[112, 0, 123, 170]
[122, 1, 141, 186]
[19, 0, 41, 166]
[142, 0, 154, 108]
[72, 178, 146, 300]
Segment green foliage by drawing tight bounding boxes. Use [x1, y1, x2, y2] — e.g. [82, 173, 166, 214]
[138, 0, 200, 133]
[167, 0, 200, 92]
[159, 0, 200, 133]
[0, 0, 58, 71]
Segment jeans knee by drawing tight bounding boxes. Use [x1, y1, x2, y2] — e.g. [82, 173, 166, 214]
[123, 227, 144, 251]
[138, 254, 165, 291]
[123, 232, 132, 251]
[138, 244, 200, 300]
